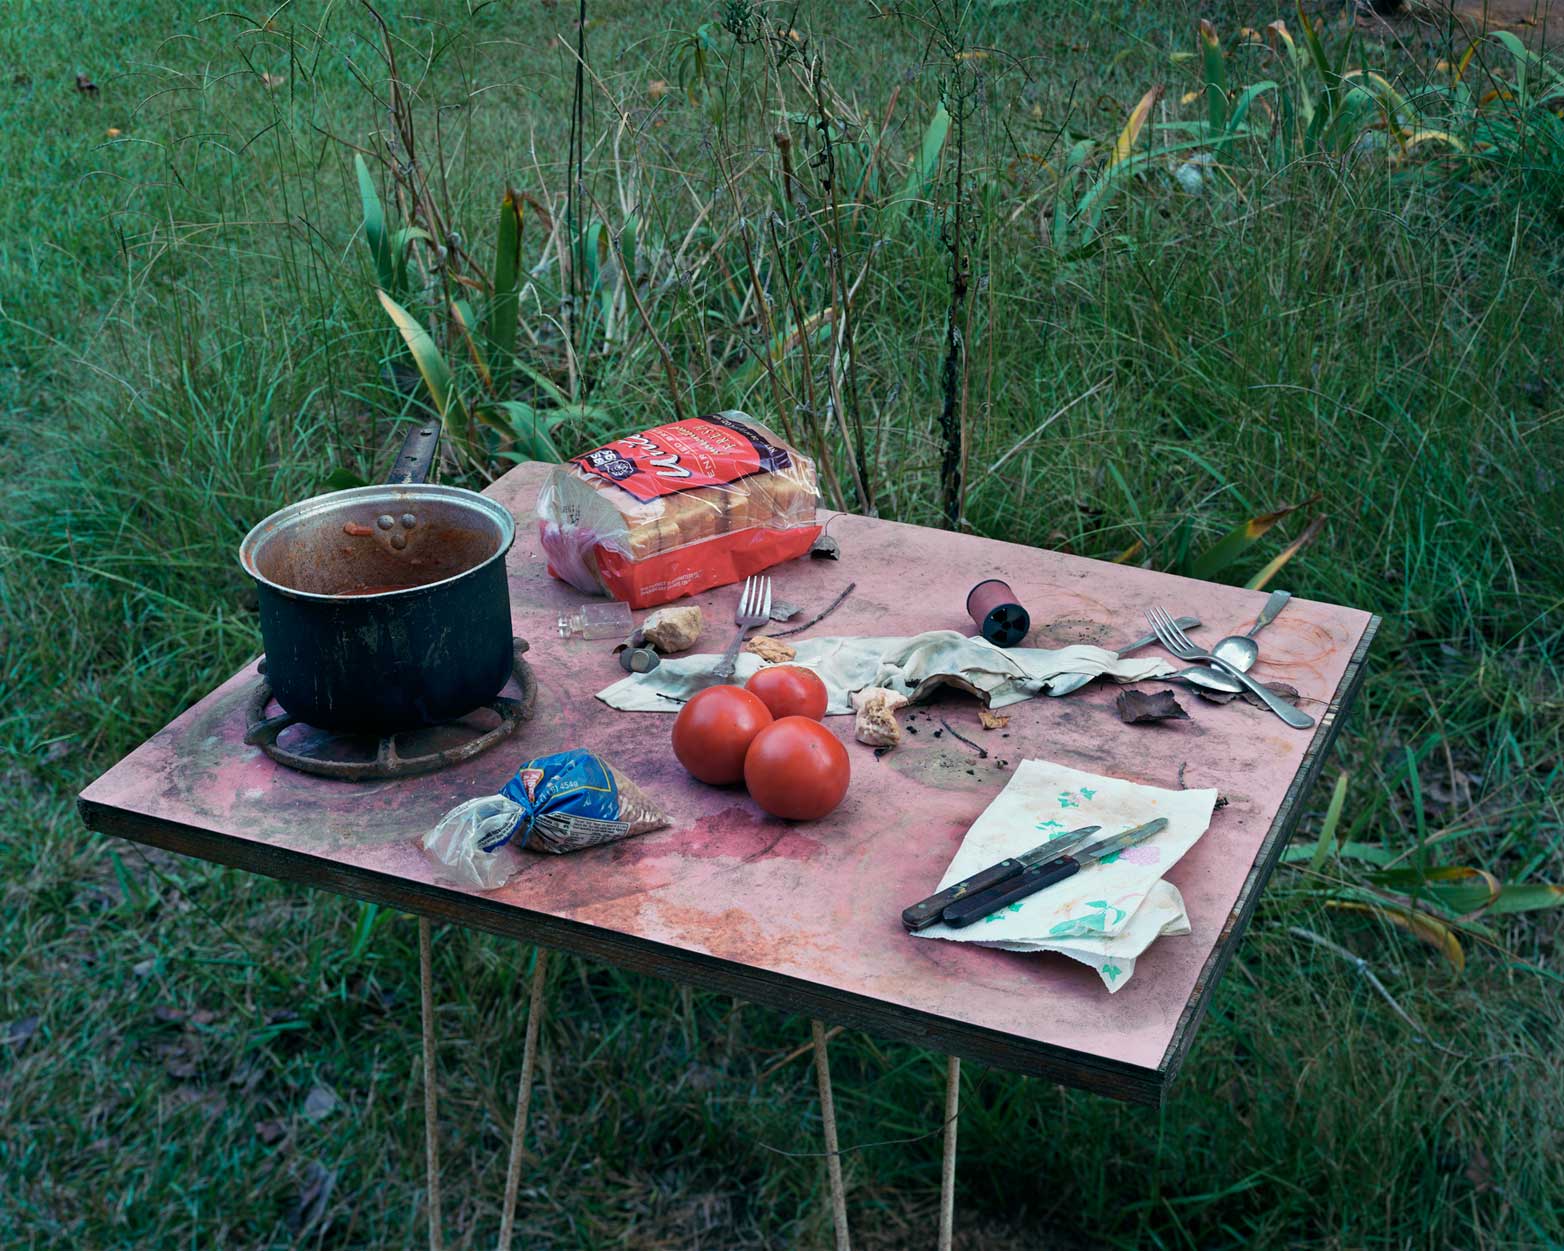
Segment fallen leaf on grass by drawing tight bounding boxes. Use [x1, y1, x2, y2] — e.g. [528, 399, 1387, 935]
[286, 1162, 337, 1235]
[4, 1016, 41, 1047]
[259, 72, 286, 89]
[105, 127, 121, 138]
[230, 1055, 268, 1092]
[1116, 689, 1189, 724]
[648, 79, 669, 100]
[303, 1085, 338, 1121]
[1464, 1146, 1494, 1192]
[169, 1085, 227, 1119]
[977, 709, 1010, 730]
[161, 1048, 199, 1079]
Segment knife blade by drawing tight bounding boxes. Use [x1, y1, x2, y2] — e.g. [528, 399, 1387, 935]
[941, 817, 1171, 929]
[900, 825, 1102, 932]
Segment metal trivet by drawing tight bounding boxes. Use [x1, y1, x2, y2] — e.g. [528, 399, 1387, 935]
[244, 637, 538, 781]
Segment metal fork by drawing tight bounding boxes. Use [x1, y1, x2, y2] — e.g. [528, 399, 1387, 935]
[1145, 605, 1315, 729]
[711, 575, 773, 681]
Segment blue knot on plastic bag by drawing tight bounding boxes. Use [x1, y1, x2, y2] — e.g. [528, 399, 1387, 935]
[494, 750, 622, 850]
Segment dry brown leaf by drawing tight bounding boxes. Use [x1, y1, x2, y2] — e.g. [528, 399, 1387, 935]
[648, 79, 669, 100]
[1116, 688, 1190, 724]
[254, 1119, 287, 1145]
[1192, 679, 1301, 709]
[977, 709, 1010, 730]
[259, 72, 286, 90]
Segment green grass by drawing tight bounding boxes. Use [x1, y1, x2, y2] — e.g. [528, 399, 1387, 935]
[3, 1, 1563, 1246]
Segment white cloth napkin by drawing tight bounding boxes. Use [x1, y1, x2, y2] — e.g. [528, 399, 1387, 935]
[597, 629, 1174, 715]
[911, 760, 1218, 991]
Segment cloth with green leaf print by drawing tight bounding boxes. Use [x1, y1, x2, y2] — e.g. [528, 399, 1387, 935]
[911, 759, 1218, 992]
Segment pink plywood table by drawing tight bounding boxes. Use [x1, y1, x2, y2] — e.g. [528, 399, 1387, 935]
[79, 462, 1376, 1105]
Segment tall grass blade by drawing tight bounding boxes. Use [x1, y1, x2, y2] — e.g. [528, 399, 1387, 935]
[1246, 513, 1326, 590]
[355, 154, 397, 295]
[1199, 20, 1229, 137]
[1108, 85, 1163, 171]
[488, 186, 524, 396]
[487, 400, 565, 463]
[899, 103, 951, 213]
[376, 289, 472, 452]
[1367, 866, 1502, 918]
[1325, 900, 1466, 972]
[1491, 884, 1564, 914]
[1189, 495, 1319, 581]
[1309, 772, 1350, 872]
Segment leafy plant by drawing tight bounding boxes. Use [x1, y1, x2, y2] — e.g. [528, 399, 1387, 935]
[1284, 769, 1564, 974]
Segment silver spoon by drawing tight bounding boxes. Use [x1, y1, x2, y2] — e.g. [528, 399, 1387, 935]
[1173, 589, 1291, 693]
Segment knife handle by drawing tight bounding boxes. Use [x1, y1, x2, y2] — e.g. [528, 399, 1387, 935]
[942, 856, 1081, 928]
[901, 858, 1024, 931]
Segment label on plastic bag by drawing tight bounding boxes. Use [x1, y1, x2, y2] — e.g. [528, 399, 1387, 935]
[495, 750, 625, 848]
[573, 415, 793, 502]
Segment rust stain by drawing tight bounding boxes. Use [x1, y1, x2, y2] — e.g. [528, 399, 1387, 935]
[1256, 618, 1336, 666]
[78, 460, 1380, 1075]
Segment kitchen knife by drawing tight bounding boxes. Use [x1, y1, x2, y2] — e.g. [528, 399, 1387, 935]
[941, 817, 1170, 929]
[900, 825, 1102, 932]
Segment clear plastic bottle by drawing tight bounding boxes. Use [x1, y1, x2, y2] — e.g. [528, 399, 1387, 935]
[558, 600, 633, 640]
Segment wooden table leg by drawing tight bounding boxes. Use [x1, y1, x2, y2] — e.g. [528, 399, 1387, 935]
[812, 1019, 851, 1251]
[418, 917, 444, 1251]
[938, 1055, 960, 1251]
[498, 948, 550, 1250]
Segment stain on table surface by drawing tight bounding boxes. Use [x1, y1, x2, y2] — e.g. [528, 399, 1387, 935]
[80, 462, 1376, 1100]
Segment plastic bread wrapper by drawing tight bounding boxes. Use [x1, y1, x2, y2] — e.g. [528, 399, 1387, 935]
[537, 412, 821, 609]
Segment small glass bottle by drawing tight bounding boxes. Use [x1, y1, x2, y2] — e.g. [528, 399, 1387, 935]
[558, 600, 634, 640]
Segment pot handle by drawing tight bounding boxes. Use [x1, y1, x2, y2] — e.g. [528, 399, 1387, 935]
[385, 419, 443, 486]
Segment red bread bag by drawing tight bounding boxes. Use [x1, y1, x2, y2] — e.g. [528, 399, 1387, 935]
[537, 413, 821, 609]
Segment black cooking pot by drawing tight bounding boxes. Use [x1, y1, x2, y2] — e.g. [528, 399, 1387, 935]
[238, 423, 517, 733]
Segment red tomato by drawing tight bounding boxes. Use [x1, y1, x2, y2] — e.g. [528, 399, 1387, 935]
[672, 685, 773, 785]
[743, 716, 850, 821]
[746, 665, 829, 721]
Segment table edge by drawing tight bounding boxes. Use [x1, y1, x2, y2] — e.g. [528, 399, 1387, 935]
[1154, 612, 1382, 1090]
[77, 794, 1170, 1105]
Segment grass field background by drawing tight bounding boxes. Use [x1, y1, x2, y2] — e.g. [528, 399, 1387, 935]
[2, 0, 1562, 1246]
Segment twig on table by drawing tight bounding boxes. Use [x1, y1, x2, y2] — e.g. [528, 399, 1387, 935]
[940, 719, 987, 759]
[772, 582, 856, 638]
